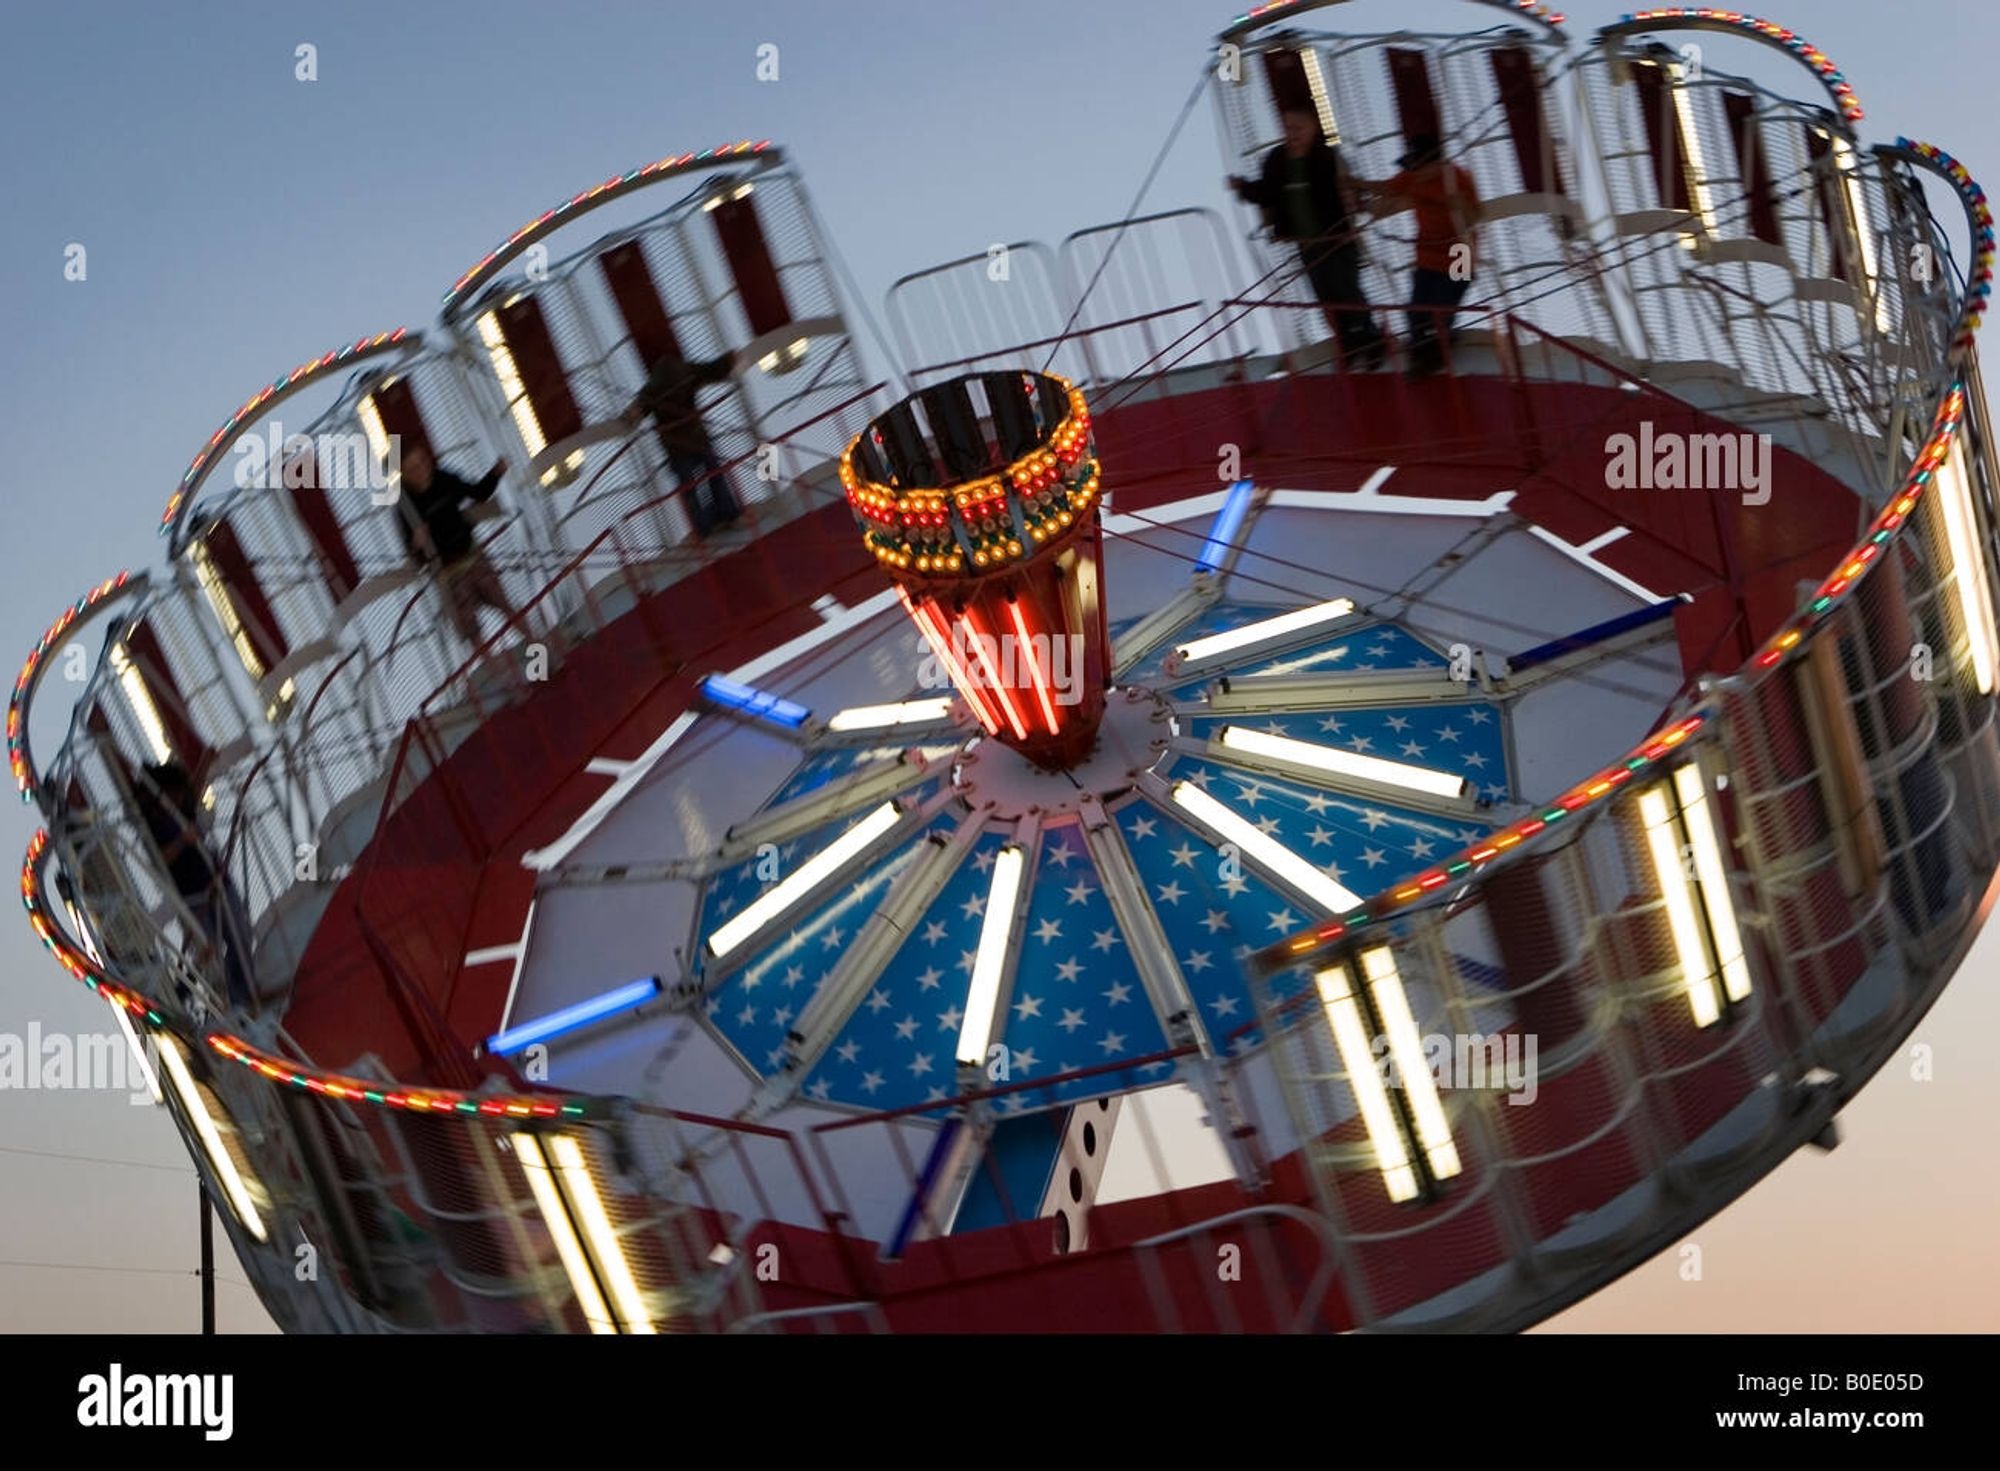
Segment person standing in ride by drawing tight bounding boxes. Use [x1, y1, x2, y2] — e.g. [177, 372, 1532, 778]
[1365, 134, 1482, 377]
[395, 443, 522, 647]
[624, 349, 743, 536]
[1228, 105, 1385, 369]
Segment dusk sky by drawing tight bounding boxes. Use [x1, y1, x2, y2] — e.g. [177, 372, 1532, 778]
[2, 0, 1995, 1333]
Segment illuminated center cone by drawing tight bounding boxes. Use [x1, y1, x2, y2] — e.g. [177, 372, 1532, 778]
[842, 371, 1109, 769]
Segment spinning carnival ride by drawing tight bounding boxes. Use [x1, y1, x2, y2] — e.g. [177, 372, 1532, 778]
[14, 4, 2000, 1332]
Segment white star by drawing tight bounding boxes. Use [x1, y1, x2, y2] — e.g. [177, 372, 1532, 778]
[1011, 1047, 1039, 1072]
[1254, 815, 1281, 836]
[937, 1005, 964, 1032]
[1220, 873, 1249, 897]
[1301, 790, 1332, 815]
[1096, 1029, 1128, 1055]
[1184, 950, 1213, 973]
[1201, 908, 1230, 934]
[1400, 740, 1426, 759]
[741, 969, 763, 991]
[1057, 1008, 1088, 1034]
[1317, 714, 1344, 733]
[1267, 907, 1298, 932]
[860, 1070, 885, 1094]
[737, 1003, 758, 1025]
[908, 1052, 933, 1077]
[916, 965, 944, 991]
[1348, 734, 1374, 752]
[772, 1005, 794, 1028]
[1305, 824, 1335, 848]
[1234, 781, 1266, 808]
[1091, 927, 1123, 953]
[1385, 714, 1411, 733]
[894, 1015, 919, 1040]
[1055, 956, 1083, 982]
[1046, 840, 1077, 868]
[820, 925, 846, 951]
[1013, 993, 1043, 1019]
[922, 919, 948, 945]
[835, 1039, 861, 1064]
[781, 964, 805, 989]
[1360, 808, 1391, 831]
[1361, 846, 1388, 868]
[1033, 916, 1063, 942]
[1484, 782, 1509, 801]
[1065, 878, 1096, 906]
[1127, 814, 1158, 840]
[1210, 994, 1239, 1017]
[1409, 837, 1435, 858]
[1467, 707, 1491, 724]
[925, 1086, 948, 1102]
[1103, 980, 1132, 1007]
[959, 892, 986, 920]
[1169, 841, 1200, 869]
[1155, 880, 1186, 905]
[806, 1077, 833, 1101]
[1464, 750, 1489, 769]
[957, 948, 978, 974]
[1438, 724, 1462, 743]
[972, 847, 997, 873]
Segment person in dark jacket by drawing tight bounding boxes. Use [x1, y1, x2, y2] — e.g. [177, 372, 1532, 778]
[1229, 106, 1385, 369]
[395, 443, 520, 646]
[624, 350, 742, 535]
[134, 759, 252, 1009]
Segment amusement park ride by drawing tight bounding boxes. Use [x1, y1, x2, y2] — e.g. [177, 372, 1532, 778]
[13, 2, 2000, 1332]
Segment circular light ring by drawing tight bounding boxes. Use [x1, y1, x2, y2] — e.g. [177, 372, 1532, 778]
[439, 140, 776, 315]
[1218, 0, 1565, 45]
[158, 328, 415, 545]
[1600, 10, 1863, 124]
[841, 376, 1099, 576]
[19, 828, 592, 1121]
[10, 572, 141, 800]
[1881, 139, 1996, 352]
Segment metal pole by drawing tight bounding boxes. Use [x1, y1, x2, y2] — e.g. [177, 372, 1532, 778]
[199, 1179, 216, 1335]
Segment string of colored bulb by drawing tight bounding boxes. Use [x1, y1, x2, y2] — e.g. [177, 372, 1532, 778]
[1893, 140, 1995, 352]
[18, 828, 590, 1120]
[157, 329, 411, 538]
[1616, 10, 1863, 122]
[1224, 1, 1564, 39]
[842, 380, 1099, 575]
[440, 140, 771, 312]
[9, 573, 134, 799]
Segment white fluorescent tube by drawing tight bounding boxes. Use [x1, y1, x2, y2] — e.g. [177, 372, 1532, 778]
[707, 800, 902, 959]
[1217, 724, 1471, 801]
[956, 844, 1026, 1066]
[1170, 781, 1360, 912]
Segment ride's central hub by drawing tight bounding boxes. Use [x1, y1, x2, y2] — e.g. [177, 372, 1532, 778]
[842, 370, 1110, 770]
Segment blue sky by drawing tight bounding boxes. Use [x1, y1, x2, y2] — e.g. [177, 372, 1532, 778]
[3, 0, 1997, 1333]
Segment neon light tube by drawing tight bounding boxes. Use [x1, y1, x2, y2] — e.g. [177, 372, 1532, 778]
[956, 844, 1025, 1066]
[1935, 447, 1997, 694]
[1315, 962, 1418, 1203]
[486, 975, 663, 1056]
[513, 1133, 616, 1333]
[1173, 598, 1356, 666]
[1170, 780, 1360, 912]
[901, 588, 1002, 735]
[1668, 63, 1720, 242]
[1196, 480, 1255, 573]
[1216, 725, 1471, 801]
[699, 673, 810, 728]
[109, 643, 174, 765]
[1359, 945, 1460, 1183]
[549, 1134, 656, 1334]
[110, 999, 162, 1104]
[707, 800, 903, 959]
[957, 610, 1030, 741]
[1671, 765, 1751, 1005]
[1004, 599, 1061, 735]
[157, 1037, 267, 1242]
[825, 697, 956, 732]
[1639, 785, 1722, 1028]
